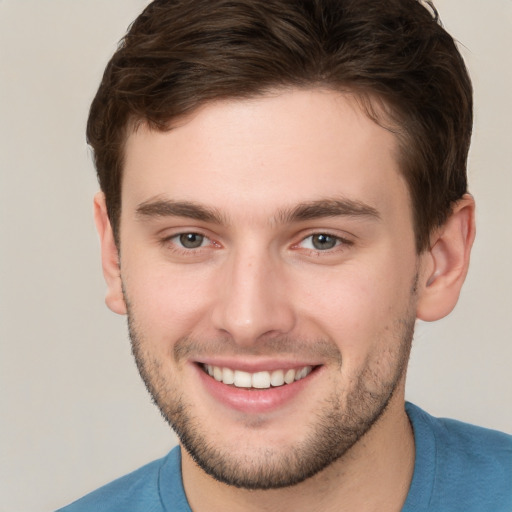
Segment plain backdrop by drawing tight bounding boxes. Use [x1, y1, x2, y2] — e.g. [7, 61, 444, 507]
[0, 1, 511, 511]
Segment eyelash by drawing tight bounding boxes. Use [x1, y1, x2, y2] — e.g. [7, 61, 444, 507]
[161, 231, 352, 256]
[295, 233, 352, 253]
[161, 232, 216, 254]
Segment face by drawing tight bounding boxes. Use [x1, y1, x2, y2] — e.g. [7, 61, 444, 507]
[116, 89, 422, 489]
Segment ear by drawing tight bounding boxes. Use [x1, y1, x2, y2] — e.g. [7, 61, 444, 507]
[416, 194, 476, 322]
[93, 192, 127, 315]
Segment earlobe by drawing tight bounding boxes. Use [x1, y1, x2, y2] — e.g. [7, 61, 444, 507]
[416, 194, 476, 322]
[93, 192, 127, 315]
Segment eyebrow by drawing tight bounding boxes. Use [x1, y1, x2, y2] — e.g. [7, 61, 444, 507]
[136, 198, 225, 224]
[276, 198, 381, 224]
[135, 197, 380, 225]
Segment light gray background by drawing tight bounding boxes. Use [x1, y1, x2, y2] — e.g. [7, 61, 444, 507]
[1, 1, 511, 511]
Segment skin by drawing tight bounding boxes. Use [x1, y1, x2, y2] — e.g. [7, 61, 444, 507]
[95, 88, 475, 511]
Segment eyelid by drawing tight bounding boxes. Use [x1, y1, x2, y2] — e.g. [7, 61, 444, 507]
[158, 228, 353, 255]
[305, 235, 338, 249]
[293, 231, 354, 252]
[159, 229, 220, 251]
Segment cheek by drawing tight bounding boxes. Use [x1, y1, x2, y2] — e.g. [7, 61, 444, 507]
[123, 261, 215, 346]
[298, 256, 416, 356]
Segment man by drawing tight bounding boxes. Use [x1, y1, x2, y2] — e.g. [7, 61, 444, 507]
[58, 0, 512, 510]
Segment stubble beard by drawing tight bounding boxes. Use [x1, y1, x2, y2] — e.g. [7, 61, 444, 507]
[126, 299, 415, 490]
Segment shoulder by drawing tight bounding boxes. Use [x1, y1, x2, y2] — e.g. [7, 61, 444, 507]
[405, 402, 512, 511]
[436, 414, 512, 459]
[56, 446, 185, 512]
[407, 401, 512, 468]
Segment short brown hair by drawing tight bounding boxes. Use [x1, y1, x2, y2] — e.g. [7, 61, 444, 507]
[87, 0, 472, 251]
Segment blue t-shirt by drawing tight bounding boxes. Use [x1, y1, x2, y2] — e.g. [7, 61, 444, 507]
[57, 403, 512, 511]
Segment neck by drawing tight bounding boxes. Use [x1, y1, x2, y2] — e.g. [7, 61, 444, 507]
[181, 394, 415, 512]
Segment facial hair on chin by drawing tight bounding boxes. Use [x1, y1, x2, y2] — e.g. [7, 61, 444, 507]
[124, 292, 416, 490]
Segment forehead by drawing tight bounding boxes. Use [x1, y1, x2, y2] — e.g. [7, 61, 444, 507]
[122, 88, 410, 223]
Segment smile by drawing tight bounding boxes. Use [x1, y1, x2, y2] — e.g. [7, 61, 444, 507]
[202, 364, 314, 389]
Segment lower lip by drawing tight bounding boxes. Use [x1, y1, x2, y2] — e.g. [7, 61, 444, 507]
[194, 364, 320, 414]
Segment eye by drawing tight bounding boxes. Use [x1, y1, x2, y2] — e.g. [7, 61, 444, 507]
[173, 232, 208, 249]
[300, 233, 342, 251]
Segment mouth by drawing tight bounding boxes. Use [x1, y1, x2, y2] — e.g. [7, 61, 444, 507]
[200, 363, 316, 389]
[194, 361, 323, 414]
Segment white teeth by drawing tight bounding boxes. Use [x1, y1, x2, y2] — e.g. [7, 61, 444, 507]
[295, 366, 312, 381]
[233, 370, 252, 388]
[213, 366, 223, 382]
[204, 364, 313, 388]
[222, 367, 235, 385]
[270, 369, 285, 387]
[284, 369, 296, 384]
[252, 371, 271, 389]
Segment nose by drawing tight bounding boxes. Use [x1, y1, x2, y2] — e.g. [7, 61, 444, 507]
[211, 245, 296, 346]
